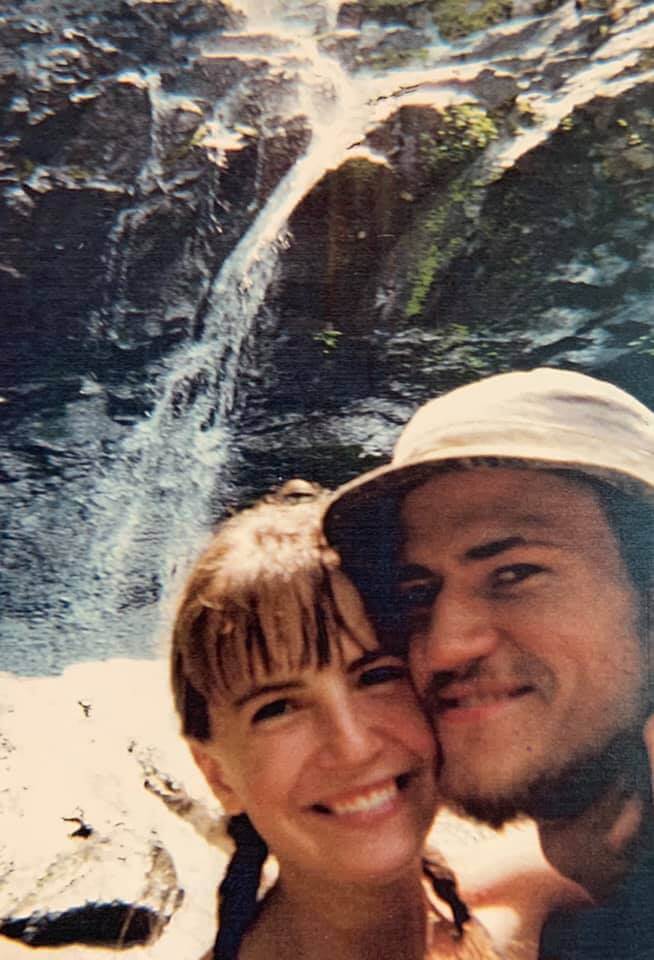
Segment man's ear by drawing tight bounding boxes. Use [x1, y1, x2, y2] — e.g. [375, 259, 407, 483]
[190, 741, 245, 816]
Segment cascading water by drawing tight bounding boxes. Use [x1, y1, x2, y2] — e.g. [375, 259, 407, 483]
[2, 0, 653, 674]
[0, 1, 403, 672]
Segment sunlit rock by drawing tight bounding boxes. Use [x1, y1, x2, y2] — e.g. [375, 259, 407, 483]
[0, 660, 228, 957]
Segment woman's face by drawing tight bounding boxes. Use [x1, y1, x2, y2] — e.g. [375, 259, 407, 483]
[195, 572, 437, 886]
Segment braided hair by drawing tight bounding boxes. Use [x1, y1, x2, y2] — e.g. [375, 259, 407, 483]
[422, 856, 470, 936]
[212, 814, 268, 960]
[171, 481, 487, 959]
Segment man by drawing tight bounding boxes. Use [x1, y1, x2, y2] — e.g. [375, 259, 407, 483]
[323, 368, 654, 959]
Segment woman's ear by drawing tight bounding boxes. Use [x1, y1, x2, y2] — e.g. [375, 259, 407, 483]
[190, 741, 245, 816]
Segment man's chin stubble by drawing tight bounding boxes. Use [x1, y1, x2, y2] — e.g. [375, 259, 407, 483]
[441, 728, 651, 830]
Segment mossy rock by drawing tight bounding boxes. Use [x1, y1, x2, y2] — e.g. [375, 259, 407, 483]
[427, 0, 514, 40]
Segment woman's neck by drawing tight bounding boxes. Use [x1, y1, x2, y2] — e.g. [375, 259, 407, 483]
[242, 861, 428, 960]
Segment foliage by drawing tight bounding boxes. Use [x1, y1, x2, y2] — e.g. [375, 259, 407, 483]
[406, 222, 464, 318]
[405, 105, 499, 319]
[418, 104, 498, 171]
[427, 0, 514, 40]
[313, 328, 343, 353]
[404, 173, 480, 319]
[365, 46, 430, 70]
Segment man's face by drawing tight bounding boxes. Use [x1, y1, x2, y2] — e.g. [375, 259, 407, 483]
[397, 468, 646, 824]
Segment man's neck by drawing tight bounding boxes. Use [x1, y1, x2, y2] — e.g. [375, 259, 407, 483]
[538, 785, 649, 901]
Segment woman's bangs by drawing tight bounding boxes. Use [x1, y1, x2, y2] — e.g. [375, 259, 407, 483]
[212, 568, 366, 694]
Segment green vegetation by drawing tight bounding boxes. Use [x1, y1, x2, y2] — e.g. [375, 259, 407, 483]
[189, 123, 210, 149]
[349, 0, 567, 40]
[405, 105, 499, 319]
[16, 157, 35, 180]
[419, 104, 498, 171]
[428, 0, 513, 40]
[404, 174, 477, 319]
[313, 328, 343, 354]
[365, 46, 430, 70]
[406, 209, 464, 318]
[67, 165, 91, 181]
[436, 322, 496, 373]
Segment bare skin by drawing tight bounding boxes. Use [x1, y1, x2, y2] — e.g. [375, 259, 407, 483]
[240, 870, 428, 960]
[398, 467, 652, 921]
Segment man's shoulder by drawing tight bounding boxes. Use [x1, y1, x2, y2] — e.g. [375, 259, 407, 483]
[540, 830, 654, 960]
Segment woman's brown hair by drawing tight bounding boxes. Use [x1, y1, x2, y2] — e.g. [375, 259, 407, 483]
[171, 481, 362, 741]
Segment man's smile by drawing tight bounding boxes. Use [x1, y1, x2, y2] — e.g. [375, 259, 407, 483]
[435, 680, 537, 722]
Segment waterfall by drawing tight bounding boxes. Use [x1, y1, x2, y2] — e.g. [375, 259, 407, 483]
[3, 0, 653, 674]
[14, 2, 398, 671]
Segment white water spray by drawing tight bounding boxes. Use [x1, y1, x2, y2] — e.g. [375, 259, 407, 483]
[8, 0, 653, 672]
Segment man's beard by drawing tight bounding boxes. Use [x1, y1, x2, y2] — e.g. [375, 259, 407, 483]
[444, 727, 653, 830]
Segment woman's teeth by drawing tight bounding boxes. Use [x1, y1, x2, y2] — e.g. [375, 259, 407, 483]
[315, 778, 402, 816]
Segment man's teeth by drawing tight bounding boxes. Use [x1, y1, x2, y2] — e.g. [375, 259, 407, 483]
[327, 780, 398, 816]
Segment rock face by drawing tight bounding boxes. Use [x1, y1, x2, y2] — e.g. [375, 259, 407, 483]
[1, 1, 653, 672]
[230, 1, 654, 501]
[0, 660, 228, 958]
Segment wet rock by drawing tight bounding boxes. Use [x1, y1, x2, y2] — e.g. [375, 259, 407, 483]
[337, 1, 435, 30]
[2, 0, 654, 673]
[0, 660, 229, 958]
[1, 833, 181, 948]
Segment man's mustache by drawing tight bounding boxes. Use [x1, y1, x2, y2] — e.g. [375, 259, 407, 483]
[418, 656, 548, 712]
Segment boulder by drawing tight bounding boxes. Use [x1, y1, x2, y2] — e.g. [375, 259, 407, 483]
[0, 659, 229, 958]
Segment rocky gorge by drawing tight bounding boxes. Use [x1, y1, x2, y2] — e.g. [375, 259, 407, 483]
[2, 0, 654, 675]
[1, 0, 654, 953]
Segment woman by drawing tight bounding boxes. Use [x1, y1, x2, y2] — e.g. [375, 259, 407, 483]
[170, 482, 501, 960]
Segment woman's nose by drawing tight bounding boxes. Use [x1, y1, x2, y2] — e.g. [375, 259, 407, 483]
[411, 588, 502, 686]
[314, 700, 383, 769]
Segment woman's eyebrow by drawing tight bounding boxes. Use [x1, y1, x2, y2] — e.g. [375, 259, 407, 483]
[234, 680, 303, 708]
[346, 649, 388, 674]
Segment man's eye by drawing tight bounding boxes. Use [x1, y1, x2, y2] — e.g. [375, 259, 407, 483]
[359, 664, 408, 687]
[251, 699, 293, 724]
[397, 582, 439, 609]
[492, 564, 543, 587]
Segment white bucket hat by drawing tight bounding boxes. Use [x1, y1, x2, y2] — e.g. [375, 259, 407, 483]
[323, 368, 654, 550]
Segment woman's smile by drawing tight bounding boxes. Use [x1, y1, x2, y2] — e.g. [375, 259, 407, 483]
[202, 629, 438, 884]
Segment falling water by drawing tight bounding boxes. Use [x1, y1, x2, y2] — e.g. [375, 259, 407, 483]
[3, 0, 653, 673]
[4, 1, 401, 671]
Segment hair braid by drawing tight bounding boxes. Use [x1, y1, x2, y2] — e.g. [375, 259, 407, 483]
[212, 814, 268, 960]
[422, 855, 470, 936]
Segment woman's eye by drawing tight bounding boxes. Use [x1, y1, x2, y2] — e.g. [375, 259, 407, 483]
[359, 664, 408, 687]
[251, 699, 293, 724]
[492, 563, 543, 587]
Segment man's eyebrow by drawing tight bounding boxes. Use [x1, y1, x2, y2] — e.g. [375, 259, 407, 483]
[234, 680, 303, 708]
[395, 563, 436, 584]
[464, 535, 527, 561]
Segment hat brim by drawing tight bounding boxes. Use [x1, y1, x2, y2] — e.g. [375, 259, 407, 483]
[323, 447, 654, 554]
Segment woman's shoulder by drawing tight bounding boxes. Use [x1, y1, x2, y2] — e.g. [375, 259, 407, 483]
[428, 913, 503, 960]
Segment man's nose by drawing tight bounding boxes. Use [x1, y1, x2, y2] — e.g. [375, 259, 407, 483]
[410, 588, 501, 685]
[315, 701, 383, 769]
